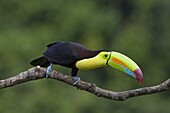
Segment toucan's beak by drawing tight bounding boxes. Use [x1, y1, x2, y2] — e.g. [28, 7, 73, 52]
[107, 51, 143, 84]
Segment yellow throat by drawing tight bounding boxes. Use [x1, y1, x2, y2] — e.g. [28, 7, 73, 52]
[75, 52, 110, 70]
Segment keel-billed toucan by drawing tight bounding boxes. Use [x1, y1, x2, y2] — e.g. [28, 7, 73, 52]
[30, 42, 143, 85]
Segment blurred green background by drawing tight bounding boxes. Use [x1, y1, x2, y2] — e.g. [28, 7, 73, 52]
[0, 0, 170, 113]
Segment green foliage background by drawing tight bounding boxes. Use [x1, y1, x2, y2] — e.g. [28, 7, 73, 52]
[0, 0, 170, 113]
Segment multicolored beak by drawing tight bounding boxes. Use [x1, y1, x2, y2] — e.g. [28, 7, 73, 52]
[107, 51, 143, 84]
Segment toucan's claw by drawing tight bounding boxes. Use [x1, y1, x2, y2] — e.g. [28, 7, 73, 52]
[72, 76, 80, 85]
[46, 64, 52, 78]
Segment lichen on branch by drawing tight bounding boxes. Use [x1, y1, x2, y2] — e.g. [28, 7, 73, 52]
[0, 67, 169, 101]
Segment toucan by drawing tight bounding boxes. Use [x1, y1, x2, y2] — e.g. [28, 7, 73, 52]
[30, 41, 143, 85]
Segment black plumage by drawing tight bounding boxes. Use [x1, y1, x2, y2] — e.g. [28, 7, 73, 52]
[30, 42, 104, 76]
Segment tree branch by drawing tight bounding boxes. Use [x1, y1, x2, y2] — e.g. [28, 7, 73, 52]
[0, 67, 169, 101]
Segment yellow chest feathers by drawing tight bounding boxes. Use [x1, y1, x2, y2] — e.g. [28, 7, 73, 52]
[75, 55, 107, 70]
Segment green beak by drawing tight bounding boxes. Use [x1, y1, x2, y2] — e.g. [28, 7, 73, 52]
[107, 51, 143, 84]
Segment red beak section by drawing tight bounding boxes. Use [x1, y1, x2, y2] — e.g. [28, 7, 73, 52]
[134, 68, 143, 84]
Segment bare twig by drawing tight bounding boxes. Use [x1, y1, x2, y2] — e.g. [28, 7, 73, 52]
[0, 67, 169, 101]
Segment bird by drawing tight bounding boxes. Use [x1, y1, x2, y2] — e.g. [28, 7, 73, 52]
[30, 41, 143, 85]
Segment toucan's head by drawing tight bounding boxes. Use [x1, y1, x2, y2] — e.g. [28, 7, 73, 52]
[98, 51, 143, 84]
[76, 51, 143, 84]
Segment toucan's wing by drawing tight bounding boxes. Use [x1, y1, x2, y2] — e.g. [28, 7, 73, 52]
[47, 42, 63, 47]
[44, 42, 87, 67]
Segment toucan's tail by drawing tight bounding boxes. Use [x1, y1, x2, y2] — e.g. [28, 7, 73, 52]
[30, 56, 50, 67]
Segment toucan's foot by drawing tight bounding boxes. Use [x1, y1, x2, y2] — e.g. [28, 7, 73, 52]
[46, 64, 52, 78]
[72, 76, 80, 85]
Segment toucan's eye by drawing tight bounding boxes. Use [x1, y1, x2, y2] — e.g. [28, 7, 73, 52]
[104, 54, 108, 58]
